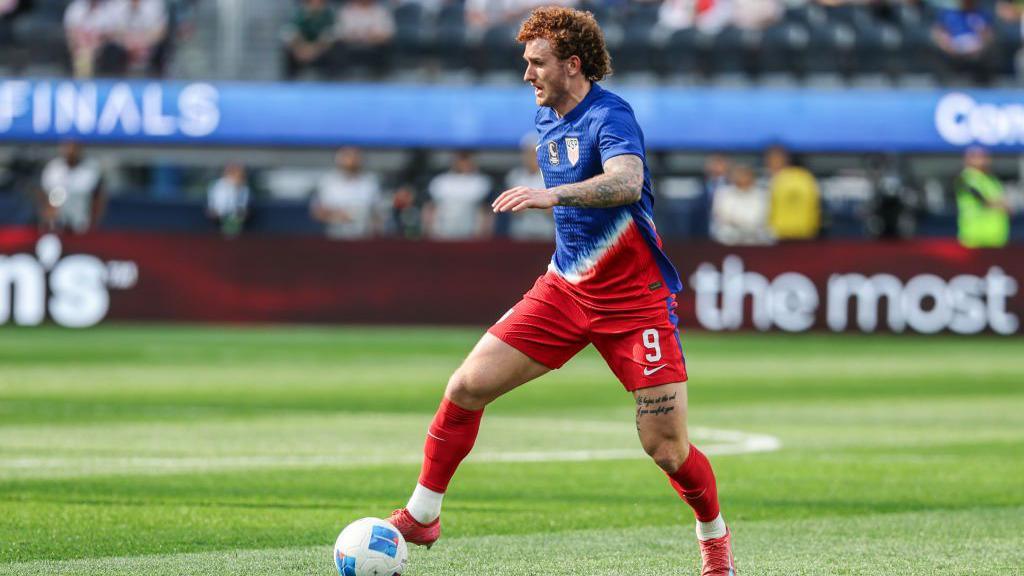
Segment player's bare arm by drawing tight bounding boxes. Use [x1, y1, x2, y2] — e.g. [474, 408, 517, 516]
[491, 154, 643, 213]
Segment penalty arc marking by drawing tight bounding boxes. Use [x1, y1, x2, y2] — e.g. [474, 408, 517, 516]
[0, 426, 781, 478]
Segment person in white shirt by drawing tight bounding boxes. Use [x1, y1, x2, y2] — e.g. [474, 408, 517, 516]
[207, 163, 250, 237]
[335, 0, 395, 72]
[107, 0, 168, 74]
[64, 0, 118, 77]
[657, 0, 732, 34]
[311, 147, 382, 239]
[504, 136, 554, 241]
[40, 142, 105, 234]
[423, 151, 493, 240]
[711, 163, 773, 245]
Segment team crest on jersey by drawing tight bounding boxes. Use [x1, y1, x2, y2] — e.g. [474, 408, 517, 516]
[547, 141, 559, 165]
[565, 137, 579, 166]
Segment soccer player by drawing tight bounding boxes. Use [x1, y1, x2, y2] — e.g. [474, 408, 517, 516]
[389, 7, 736, 575]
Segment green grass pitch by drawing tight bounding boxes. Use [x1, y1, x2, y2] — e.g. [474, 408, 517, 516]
[1, 325, 1022, 575]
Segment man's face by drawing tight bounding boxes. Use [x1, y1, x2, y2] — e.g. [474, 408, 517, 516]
[337, 148, 361, 173]
[732, 166, 755, 189]
[454, 153, 475, 173]
[766, 148, 788, 174]
[706, 155, 729, 179]
[965, 148, 991, 172]
[523, 39, 570, 109]
[62, 143, 81, 165]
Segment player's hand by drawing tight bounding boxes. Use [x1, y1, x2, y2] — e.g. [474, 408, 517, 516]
[491, 186, 558, 213]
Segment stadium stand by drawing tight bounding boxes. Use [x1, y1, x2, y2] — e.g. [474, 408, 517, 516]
[0, 1, 1020, 84]
[0, 0, 1021, 244]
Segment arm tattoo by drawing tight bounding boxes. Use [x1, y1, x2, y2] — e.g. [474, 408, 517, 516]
[552, 154, 644, 208]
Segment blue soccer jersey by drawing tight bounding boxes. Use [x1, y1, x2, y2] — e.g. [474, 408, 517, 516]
[535, 83, 682, 308]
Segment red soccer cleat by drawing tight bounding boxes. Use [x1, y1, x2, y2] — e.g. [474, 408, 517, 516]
[698, 529, 737, 576]
[387, 508, 441, 549]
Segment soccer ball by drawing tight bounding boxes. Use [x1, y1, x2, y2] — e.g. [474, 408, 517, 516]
[334, 517, 408, 576]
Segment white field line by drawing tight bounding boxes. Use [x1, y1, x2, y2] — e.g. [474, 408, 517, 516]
[0, 427, 780, 477]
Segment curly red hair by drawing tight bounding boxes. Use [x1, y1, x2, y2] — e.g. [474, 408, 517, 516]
[516, 6, 612, 82]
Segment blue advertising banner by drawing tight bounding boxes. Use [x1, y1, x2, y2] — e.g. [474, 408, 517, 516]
[2, 78, 1024, 151]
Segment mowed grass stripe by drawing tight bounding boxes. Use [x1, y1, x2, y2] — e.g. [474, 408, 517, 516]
[4, 506, 1022, 576]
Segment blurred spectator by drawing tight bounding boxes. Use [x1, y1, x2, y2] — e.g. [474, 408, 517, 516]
[931, 0, 999, 84]
[107, 0, 168, 76]
[0, 0, 21, 18]
[711, 164, 772, 245]
[335, 0, 395, 74]
[505, 135, 554, 240]
[465, 0, 510, 36]
[866, 155, 918, 239]
[64, 0, 118, 78]
[955, 147, 1010, 248]
[765, 146, 821, 240]
[39, 142, 106, 234]
[1, 0, 30, 44]
[206, 163, 250, 237]
[466, 0, 576, 37]
[281, 0, 336, 79]
[657, 0, 732, 34]
[166, 0, 199, 41]
[703, 153, 731, 201]
[311, 147, 383, 239]
[423, 151, 493, 240]
[388, 184, 421, 238]
[998, 0, 1024, 18]
[997, 0, 1024, 76]
[731, 0, 782, 30]
[702, 153, 731, 234]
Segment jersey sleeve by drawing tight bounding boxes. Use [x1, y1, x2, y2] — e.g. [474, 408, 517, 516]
[597, 102, 645, 165]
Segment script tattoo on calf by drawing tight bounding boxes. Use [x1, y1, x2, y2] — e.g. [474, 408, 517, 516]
[634, 391, 677, 429]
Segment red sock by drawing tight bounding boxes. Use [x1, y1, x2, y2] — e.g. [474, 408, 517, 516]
[417, 398, 484, 493]
[666, 444, 720, 522]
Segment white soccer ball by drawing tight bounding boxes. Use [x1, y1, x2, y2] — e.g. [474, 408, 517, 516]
[334, 517, 409, 576]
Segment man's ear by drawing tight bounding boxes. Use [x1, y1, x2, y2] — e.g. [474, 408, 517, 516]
[567, 55, 582, 77]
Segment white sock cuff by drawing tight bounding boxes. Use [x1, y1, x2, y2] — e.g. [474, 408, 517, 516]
[406, 483, 444, 524]
[696, 514, 727, 541]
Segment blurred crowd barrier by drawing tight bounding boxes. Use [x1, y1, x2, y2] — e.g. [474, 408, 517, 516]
[0, 79, 1021, 150]
[0, 227, 1019, 335]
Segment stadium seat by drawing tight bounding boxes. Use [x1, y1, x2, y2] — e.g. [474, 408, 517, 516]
[994, 20, 1022, 76]
[477, 24, 520, 73]
[758, 21, 809, 76]
[827, 4, 894, 75]
[434, 4, 468, 69]
[579, 0, 611, 26]
[895, 2, 935, 75]
[393, 3, 426, 69]
[6, 0, 67, 72]
[658, 28, 700, 77]
[709, 26, 757, 77]
[615, 2, 660, 72]
[801, 20, 855, 77]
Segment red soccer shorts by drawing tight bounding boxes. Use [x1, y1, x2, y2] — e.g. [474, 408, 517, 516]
[488, 274, 688, 391]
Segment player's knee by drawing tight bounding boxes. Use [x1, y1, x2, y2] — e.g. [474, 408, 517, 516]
[645, 438, 689, 473]
[445, 369, 490, 410]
